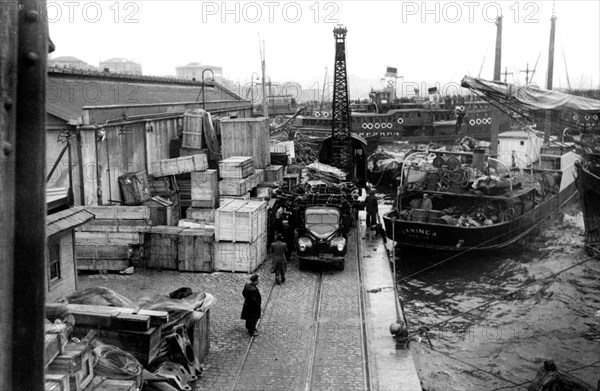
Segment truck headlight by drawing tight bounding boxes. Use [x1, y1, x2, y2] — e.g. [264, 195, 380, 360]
[297, 237, 312, 252]
[330, 237, 346, 252]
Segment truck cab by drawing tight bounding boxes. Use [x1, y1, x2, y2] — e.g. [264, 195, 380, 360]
[296, 206, 347, 270]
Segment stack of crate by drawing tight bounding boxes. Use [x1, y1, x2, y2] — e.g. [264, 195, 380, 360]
[145, 175, 180, 225]
[186, 169, 219, 224]
[75, 206, 151, 271]
[214, 199, 268, 273]
[218, 156, 256, 197]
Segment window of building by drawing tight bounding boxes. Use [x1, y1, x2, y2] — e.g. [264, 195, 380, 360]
[48, 239, 61, 285]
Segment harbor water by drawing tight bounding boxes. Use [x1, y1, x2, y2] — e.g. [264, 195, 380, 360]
[393, 203, 600, 390]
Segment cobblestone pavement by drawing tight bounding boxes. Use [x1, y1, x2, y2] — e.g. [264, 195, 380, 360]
[78, 228, 368, 391]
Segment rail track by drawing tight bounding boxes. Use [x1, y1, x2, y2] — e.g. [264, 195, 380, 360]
[230, 227, 371, 391]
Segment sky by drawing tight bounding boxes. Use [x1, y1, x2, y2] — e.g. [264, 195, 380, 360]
[46, 0, 600, 98]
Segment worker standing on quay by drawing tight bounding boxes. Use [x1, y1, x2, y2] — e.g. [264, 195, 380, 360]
[269, 234, 288, 285]
[241, 274, 262, 336]
[365, 189, 379, 230]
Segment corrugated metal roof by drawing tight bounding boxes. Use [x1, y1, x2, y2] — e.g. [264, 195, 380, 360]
[46, 206, 94, 238]
[47, 68, 245, 121]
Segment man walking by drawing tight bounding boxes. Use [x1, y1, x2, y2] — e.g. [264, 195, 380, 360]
[241, 274, 262, 336]
[365, 189, 379, 237]
[269, 234, 288, 284]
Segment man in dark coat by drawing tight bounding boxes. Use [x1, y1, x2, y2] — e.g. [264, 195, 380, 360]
[241, 274, 262, 336]
[365, 189, 379, 229]
[269, 235, 288, 284]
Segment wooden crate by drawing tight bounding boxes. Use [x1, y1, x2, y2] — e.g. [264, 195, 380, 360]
[177, 228, 215, 272]
[189, 309, 210, 363]
[182, 110, 205, 149]
[218, 156, 255, 179]
[148, 175, 178, 197]
[191, 169, 218, 208]
[219, 178, 249, 197]
[146, 226, 185, 270]
[118, 170, 151, 206]
[75, 232, 143, 246]
[264, 165, 284, 182]
[256, 186, 272, 199]
[83, 377, 137, 391]
[180, 146, 207, 157]
[84, 206, 150, 220]
[220, 117, 271, 169]
[215, 199, 267, 242]
[47, 348, 94, 391]
[283, 173, 300, 191]
[142, 195, 180, 226]
[186, 207, 215, 223]
[151, 154, 208, 176]
[72, 326, 161, 367]
[45, 373, 69, 391]
[214, 233, 267, 273]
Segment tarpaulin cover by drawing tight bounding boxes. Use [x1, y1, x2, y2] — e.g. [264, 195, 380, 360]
[461, 76, 600, 112]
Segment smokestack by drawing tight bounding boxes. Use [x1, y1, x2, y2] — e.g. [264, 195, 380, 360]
[493, 16, 502, 81]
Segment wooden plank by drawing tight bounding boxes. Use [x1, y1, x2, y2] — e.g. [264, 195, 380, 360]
[75, 244, 137, 260]
[68, 309, 150, 332]
[77, 219, 118, 232]
[180, 146, 206, 157]
[64, 304, 168, 327]
[45, 373, 70, 391]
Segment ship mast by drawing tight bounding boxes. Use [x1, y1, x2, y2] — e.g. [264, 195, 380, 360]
[259, 37, 269, 117]
[544, 6, 557, 143]
[490, 16, 503, 154]
[328, 25, 353, 178]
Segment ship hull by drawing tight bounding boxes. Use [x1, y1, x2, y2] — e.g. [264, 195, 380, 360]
[383, 182, 578, 252]
[575, 161, 600, 254]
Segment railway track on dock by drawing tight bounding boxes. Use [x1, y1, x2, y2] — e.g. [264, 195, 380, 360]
[229, 228, 372, 391]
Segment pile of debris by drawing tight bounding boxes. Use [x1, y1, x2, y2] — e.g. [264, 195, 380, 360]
[45, 286, 214, 391]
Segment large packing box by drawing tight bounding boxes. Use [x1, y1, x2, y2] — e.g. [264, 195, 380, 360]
[145, 226, 185, 270]
[264, 165, 284, 183]
[150, 154, 208, 176]
[191, 169, 219, 208]
[218, 156, 255, 179]
[220, 118, 270, 168]
[214, 233, 267, 273]
[178, 228, 215, 272]
[215, 199, 267, 242]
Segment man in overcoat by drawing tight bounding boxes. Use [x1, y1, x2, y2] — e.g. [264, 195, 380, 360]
[269, 234, 288, 284]
[241, 274, 262, 336]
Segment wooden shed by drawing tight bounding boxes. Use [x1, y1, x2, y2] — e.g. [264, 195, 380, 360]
[46, 206, 94, 302]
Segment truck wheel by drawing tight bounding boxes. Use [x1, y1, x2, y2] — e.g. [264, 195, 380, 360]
[337, 261, 345, 271]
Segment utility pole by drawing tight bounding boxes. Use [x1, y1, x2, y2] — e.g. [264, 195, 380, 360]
[259, 37, 269, 117]
[520, 63, 532, 85]
[501, 66, 513, 83]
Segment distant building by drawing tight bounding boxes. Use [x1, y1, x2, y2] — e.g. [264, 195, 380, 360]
[99, 57, 142, 75]
[48, 56, 96, 71]
[176, 62, 223, 83]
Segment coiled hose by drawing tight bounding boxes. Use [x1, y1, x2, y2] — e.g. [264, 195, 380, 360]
[92, 340, 143, 382]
